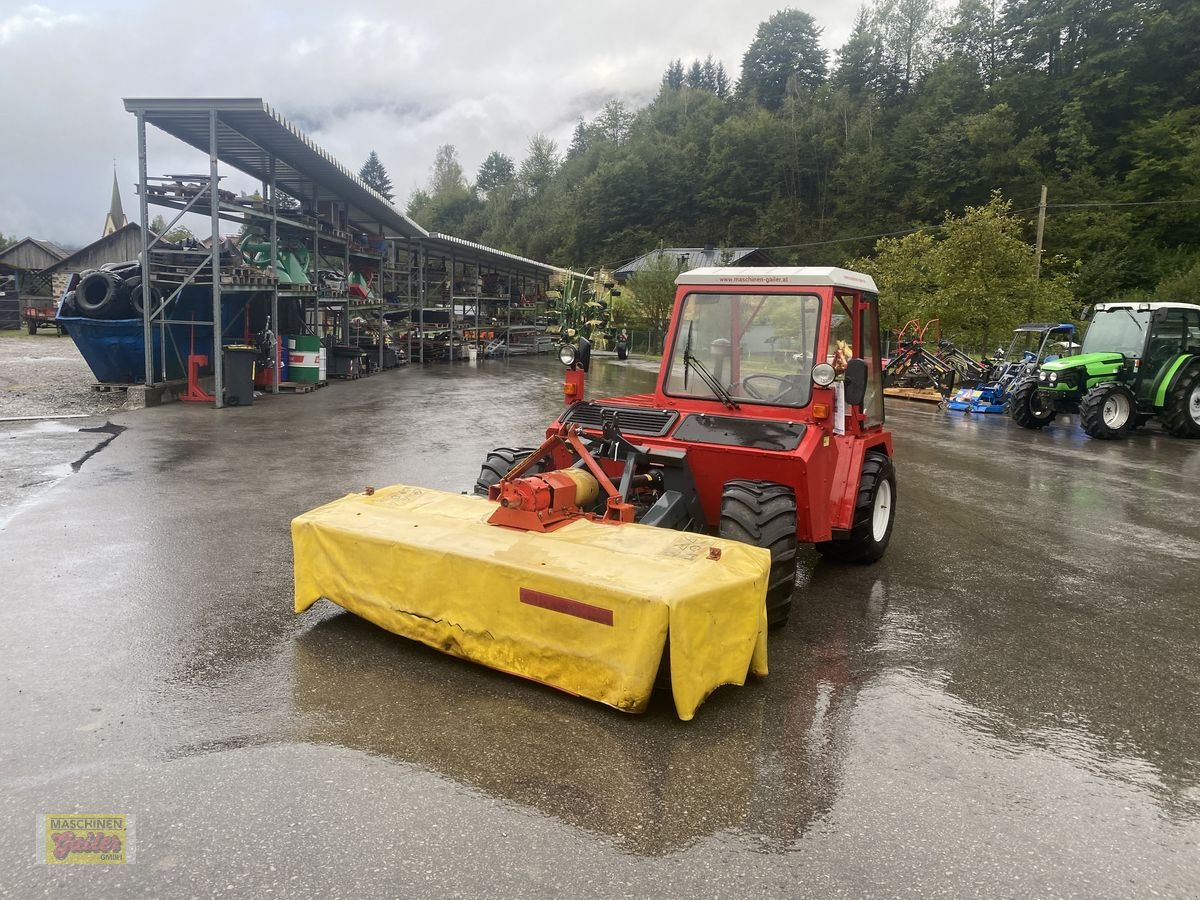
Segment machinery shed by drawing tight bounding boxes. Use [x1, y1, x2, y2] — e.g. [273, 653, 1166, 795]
[48, 97, 595, 407]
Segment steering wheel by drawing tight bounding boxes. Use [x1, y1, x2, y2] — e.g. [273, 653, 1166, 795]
[736, 374, 794, 402]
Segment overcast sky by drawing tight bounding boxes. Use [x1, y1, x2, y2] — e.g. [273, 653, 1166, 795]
[1, 0, 861, 248]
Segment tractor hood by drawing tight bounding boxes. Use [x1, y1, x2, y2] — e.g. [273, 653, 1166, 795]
[1041, 351, 1124, 372]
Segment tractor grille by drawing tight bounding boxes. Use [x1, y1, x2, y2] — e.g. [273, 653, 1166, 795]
[560, 402, 679, 437]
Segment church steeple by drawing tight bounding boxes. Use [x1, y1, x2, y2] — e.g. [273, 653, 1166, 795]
[103, 168, 128, 237]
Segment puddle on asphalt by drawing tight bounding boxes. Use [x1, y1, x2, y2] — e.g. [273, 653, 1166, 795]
[0, 419, 126, 530]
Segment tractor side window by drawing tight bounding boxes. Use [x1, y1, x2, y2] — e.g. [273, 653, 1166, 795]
[665, 292, 821, 408]
[1184, 310, 1200, 352]
[829, 296, 854, 370]
[860, 297, 885, 426]
[1148, 310, 1188, 378]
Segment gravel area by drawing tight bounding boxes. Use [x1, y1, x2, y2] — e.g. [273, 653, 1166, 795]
[0, 331, 129, 418]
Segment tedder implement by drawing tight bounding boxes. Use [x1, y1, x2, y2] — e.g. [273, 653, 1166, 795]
[1009, 302, 1200, 439]
[293, 267, 897, 719]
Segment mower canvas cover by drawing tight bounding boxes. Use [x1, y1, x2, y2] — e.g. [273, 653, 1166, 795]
[293, 484, 771, 720]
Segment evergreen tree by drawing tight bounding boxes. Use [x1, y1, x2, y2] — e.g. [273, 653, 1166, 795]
[662, 58, 685, 90]
[567, 119, 591, 158]
[358, 150, 394, 202]
[476, 151, 516, 196]
[738, 8, 828, 110]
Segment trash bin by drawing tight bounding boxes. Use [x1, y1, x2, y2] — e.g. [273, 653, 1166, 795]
[330, 344, 362, 378]
[222, 345, 257, 406]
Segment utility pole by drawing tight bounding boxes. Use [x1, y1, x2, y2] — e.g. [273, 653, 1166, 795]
[1035, 184, 1048, 279]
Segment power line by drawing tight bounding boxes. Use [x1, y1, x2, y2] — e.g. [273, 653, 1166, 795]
[757, 198, 1200, 253]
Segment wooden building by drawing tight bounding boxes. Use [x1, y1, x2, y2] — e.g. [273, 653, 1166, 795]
[45, 222, 156, 297]
[0, 238, 69, 329]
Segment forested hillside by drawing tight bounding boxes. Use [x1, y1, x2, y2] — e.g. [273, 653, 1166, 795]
[406, 0, 1200, 337]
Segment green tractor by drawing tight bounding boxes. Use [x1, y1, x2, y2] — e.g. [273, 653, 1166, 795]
[1009, 301, 1200, 440]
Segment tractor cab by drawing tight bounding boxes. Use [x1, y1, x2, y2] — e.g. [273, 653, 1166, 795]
[654, 268, 885, 429]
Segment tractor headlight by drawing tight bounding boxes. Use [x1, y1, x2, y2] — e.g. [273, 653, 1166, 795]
[812, 362, 836, 387]
[1049, 372, 1058, 383]
[559, 344, 577, 367]
[1038, 371, 1048, 382]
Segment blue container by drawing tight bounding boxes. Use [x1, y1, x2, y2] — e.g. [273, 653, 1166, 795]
[58, 316, 214, 383]
[59, 292, 254, 384]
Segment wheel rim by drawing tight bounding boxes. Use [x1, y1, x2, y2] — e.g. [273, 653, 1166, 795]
[1102, 393, 1130, 428]
[1190, 383, 1200, 424]
[871, 480, 892, 542]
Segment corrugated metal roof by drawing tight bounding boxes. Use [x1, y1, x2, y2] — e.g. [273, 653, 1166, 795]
[123, 98, 428, 240]
[424, 233, 564, 278]
[614, 247, 766, 279]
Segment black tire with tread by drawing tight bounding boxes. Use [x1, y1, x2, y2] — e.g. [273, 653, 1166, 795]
[125, 276, 161, 318]
[816, 451, 896, 564]
[1161, 365, 1200, 438]
[473, 447, 544, 496]
[1008, 377, 1056, 428]
[75, 270, 126, 318]
[718, 480, 798, 629]
[1079, 383, 1136, 440]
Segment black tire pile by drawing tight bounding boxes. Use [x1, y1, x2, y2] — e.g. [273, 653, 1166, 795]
[62, 260, 162, 320]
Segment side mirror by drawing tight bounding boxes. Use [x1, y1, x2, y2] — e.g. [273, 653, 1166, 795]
[577, 336, 591, 373]
[843, 358, 868, 406]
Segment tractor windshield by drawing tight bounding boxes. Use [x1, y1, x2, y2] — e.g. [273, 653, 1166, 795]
[665, 292, 821, 407]
[1082, 308, 1151, 357]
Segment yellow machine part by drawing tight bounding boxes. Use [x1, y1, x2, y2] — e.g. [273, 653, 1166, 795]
[292, 484, 771, 720]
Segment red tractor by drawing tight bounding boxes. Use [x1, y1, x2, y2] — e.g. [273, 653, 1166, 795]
[475, 267, 896, 628]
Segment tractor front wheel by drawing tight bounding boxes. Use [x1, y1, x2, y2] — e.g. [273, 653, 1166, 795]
[1080, 383, 1136, 439]
[1008, 378, 1056, 428]
[1161, 368, 1200, 438]
[718, 480, 798, 629]
[816, 451, 896, 565]
[473, 447, 545, 496]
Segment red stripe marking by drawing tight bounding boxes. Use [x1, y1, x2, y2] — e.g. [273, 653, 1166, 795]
[520, 588, 614, 626]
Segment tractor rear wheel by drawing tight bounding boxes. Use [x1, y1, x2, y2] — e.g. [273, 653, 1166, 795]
[1161, 367, 1200, 438]
[718, 480, 798, 629]
[816, 451, 896, 565]
[473, 447, 544, 496]
[1008, 378, 1056, 428]
[1080, 383, 1136, 439]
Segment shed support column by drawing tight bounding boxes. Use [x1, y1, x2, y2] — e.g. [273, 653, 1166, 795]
[209, 109, 224, 408]
[137, 112, 153, 386]
[405, 240, 413, 363]
[449, 251, 455, 363]
[268, 156, 279, 393]
[418, 243, 426, 363]
[341, 225, 350, 345]
[379, 229, 386, 372]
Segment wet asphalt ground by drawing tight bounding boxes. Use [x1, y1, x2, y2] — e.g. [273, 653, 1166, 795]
[2, 354, 1198, 898]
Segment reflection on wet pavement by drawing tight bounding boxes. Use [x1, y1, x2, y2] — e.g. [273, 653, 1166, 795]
[3, 355, 1198, 895]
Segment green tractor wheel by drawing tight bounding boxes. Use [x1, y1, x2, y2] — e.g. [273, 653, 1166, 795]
[1008, 378, 1056, 429]
[1161, 367, 1200, 439]
[1079, 383, 1136, 439]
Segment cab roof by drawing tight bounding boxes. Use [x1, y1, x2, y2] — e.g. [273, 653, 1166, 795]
[1095, 301, 1200, 312]
[675, 266, 878, 293]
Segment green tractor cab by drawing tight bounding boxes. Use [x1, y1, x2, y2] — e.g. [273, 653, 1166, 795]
[1009, 302, 1200, 439]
